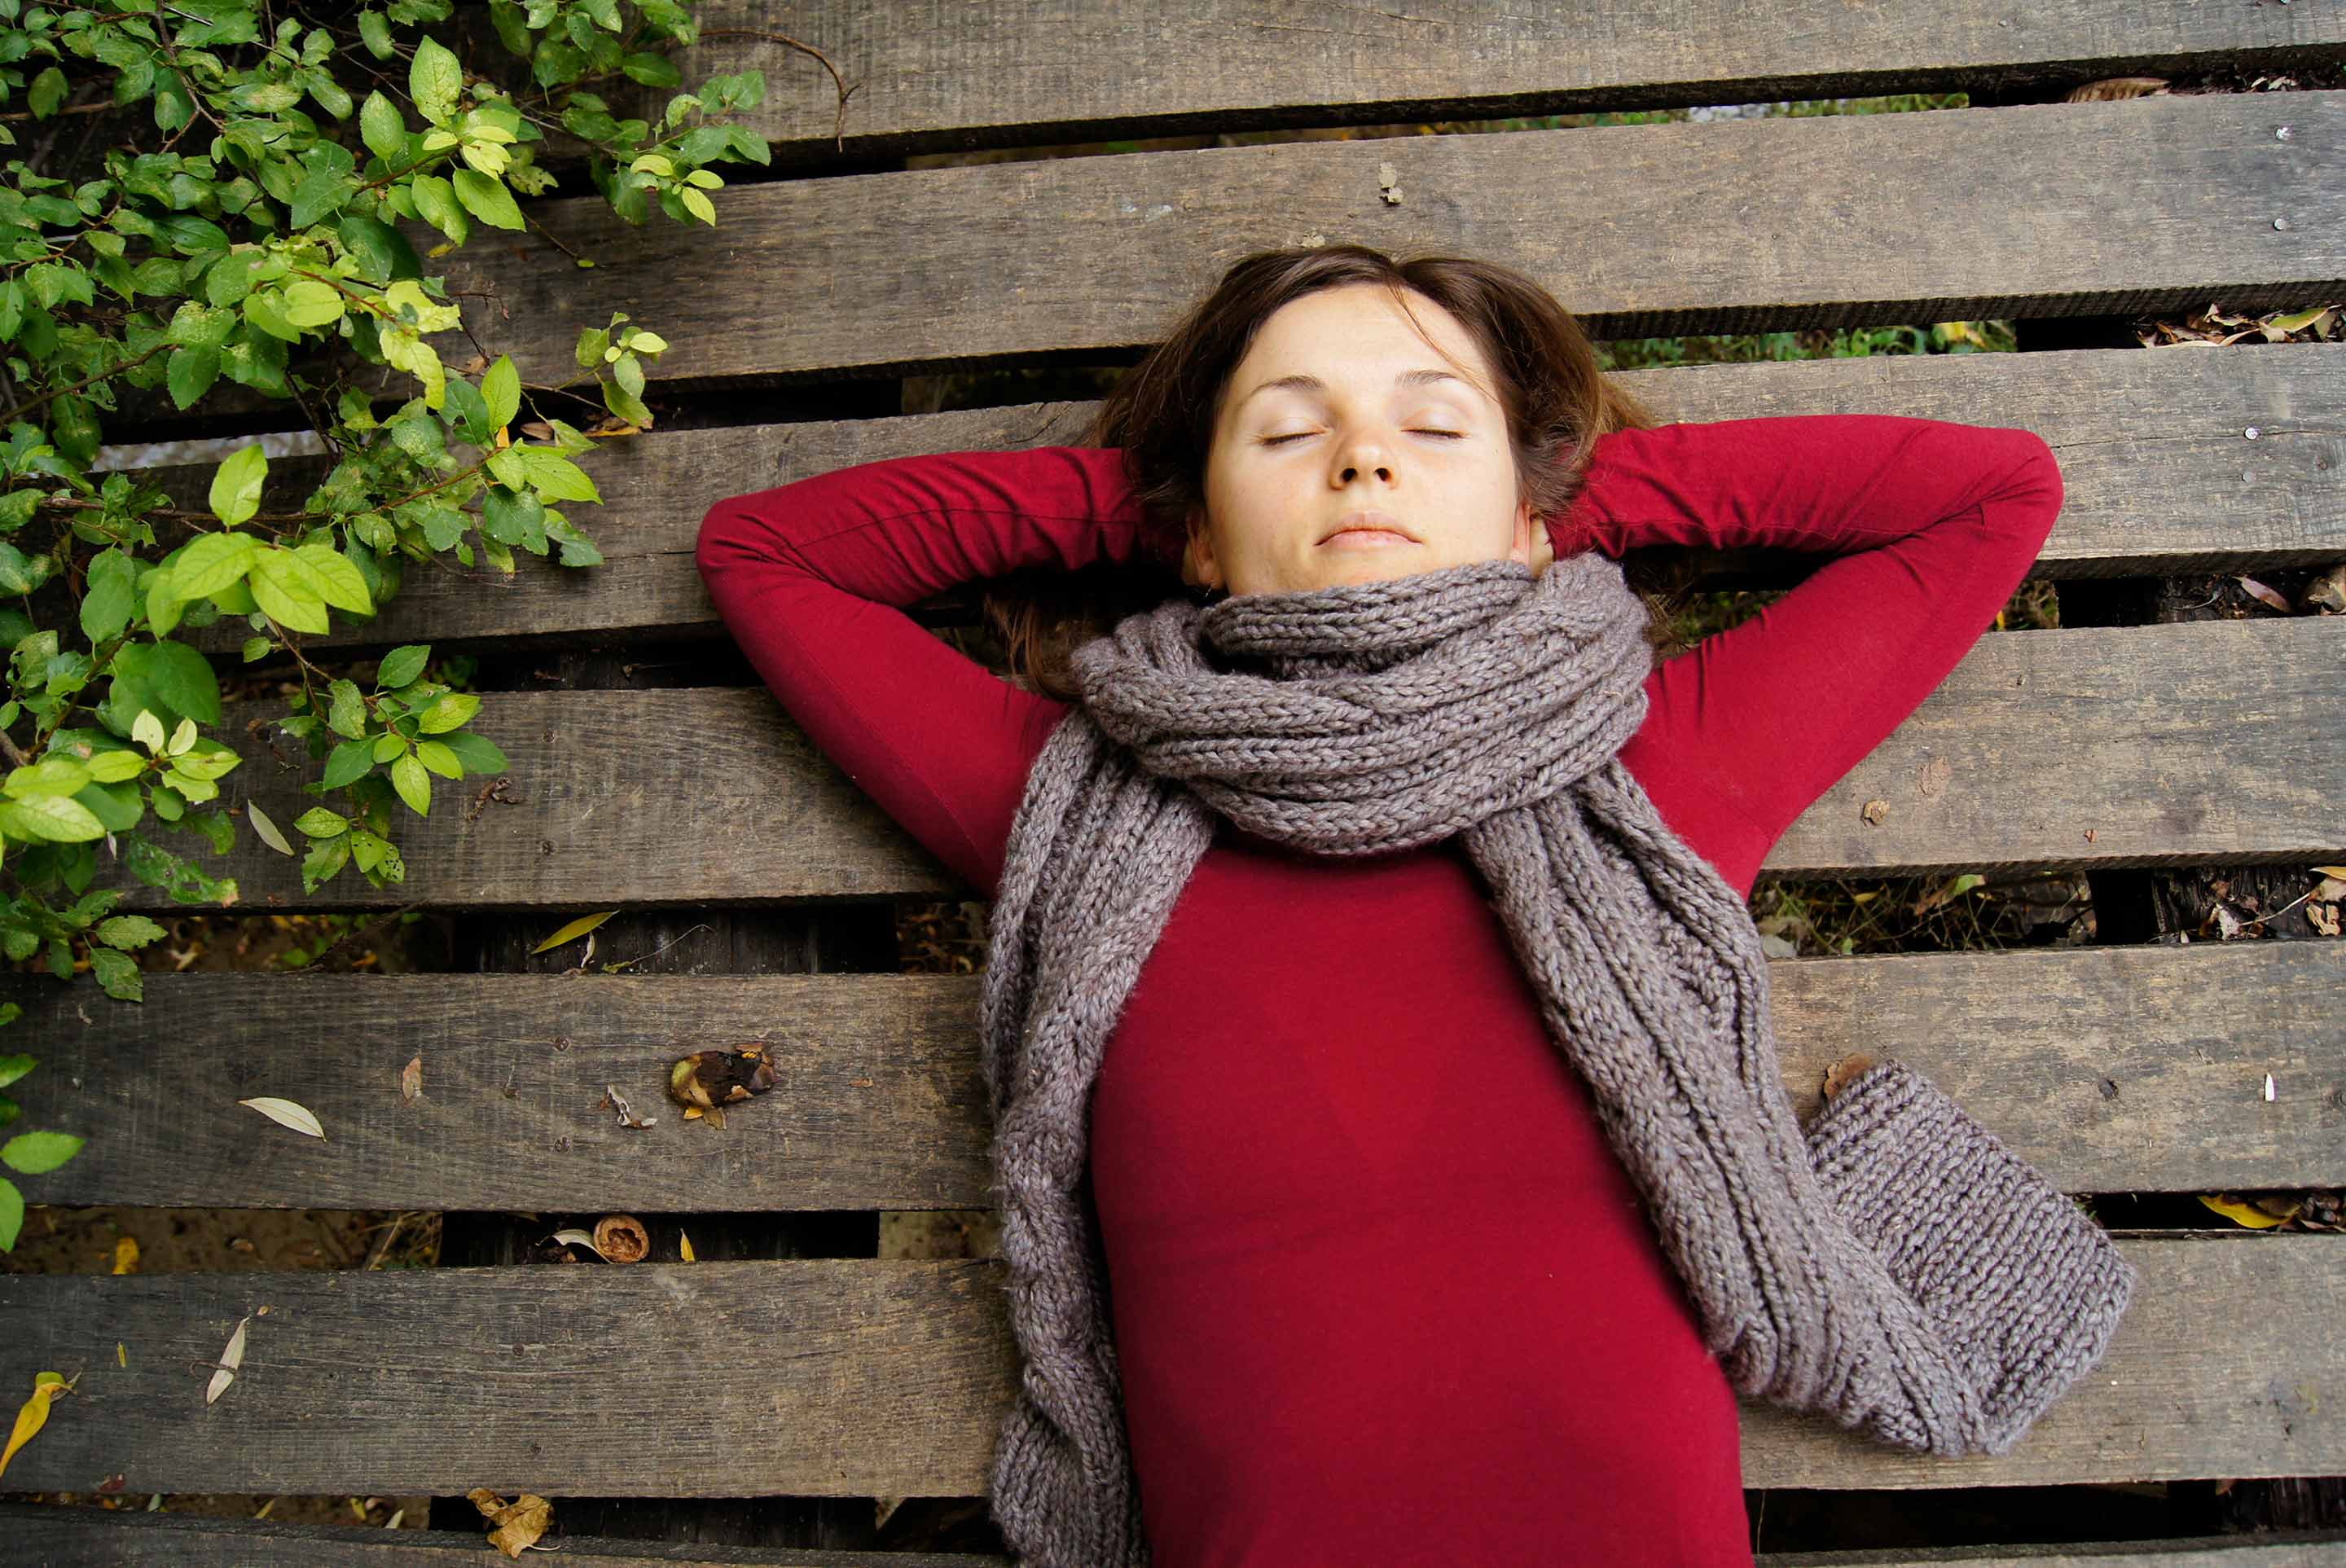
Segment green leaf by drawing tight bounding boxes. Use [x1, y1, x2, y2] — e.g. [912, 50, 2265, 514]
[292, 544, 374, 616]
[88, 947, 143, 1002]
[132, 709, 167, 753]
[96, 915, 167, 951]
[279, 278, 345, 328]
[434, 729, 508, 775]
[410, 34, 463, 124]
[414, 739, 461, 779]
[209, 444, 269, 528]
[0, 793, 107, 843]
[86, 921, 164, 964]
[152, 643, 222, 724]
[243, 801, 295, 857]
[242, 636, 272, 662]
[80, 548, 138, 644]
[0, 1177, 20, 1251]
[5, 756, 90, 798]
[371, 732, 407, 764]
[376, 644, 429, 689]
[319, 737, 375, 789]
[248, 547, 331, 635]
[168, 531, 258, 600]
[390, 752, 430, 815]
[85, 750, 146, 784]
[481, 354, 521, 433]
[451, 168, 525, 231]
[165, 342, 222, 410]
[1, 1129, 86, 1175]
[415, 692, 479, 734]
[292, 806, 346, 837]
[326, 679, 367, 740]
[360, 90, 406, 160]
[301, 832, 350, 893]
[0, 1056, 32, 1090]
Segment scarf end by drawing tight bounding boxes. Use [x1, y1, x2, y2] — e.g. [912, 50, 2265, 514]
[1803, 1058, 2142, 1457]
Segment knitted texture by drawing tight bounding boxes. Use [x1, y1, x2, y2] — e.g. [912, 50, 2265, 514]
[978, 551, 2137, 1566]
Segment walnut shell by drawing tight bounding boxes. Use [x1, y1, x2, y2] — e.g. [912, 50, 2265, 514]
[592, 1214, 650, 1264]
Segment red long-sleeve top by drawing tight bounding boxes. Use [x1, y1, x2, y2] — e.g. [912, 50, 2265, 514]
[697, 414, 2064, 1567]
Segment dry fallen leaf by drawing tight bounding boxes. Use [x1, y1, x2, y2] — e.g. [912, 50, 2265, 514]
[531, 909, 617, 956]
[2199, 1193, 2297, 1229]
[244, 800, 296, 857]
[1821, 1053, 1877, 1102]
[2236, 575, 2294, 614]
[239, 1097, 326, 1140]
[0, 1371, 73, 1480]
[468, 1487, 554, 1558]
[549, 1228, 604, 1260]
[401, 1056, 423, 1104]
[600, 1083, 655, 1129]
[679, 1229, 696, 1263]
[112, 1236, 138, 1275]
[206, 1315, 251, 1406]
[1860, 798, 1889, 826]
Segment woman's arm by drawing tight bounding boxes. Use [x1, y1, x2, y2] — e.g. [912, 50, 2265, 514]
[695, 445, 1153, 899]
[1549, 413, 2064, 898]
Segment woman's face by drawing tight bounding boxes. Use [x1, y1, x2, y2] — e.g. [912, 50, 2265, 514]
[1186, 282, 1538, 598]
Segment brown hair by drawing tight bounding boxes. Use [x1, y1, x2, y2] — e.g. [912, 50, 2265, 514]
[978, 243, 1689, 701]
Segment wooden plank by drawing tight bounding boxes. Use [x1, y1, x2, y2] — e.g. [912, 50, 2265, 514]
[409, 90, 2346, 393]
[0, 1504, 1006, 1564]
[86, 613, 2346, 911]
[4, 940, 2337, 1212]
[0, 1239, 2335, 1496]
[445, 0, 2343, 169]
[7, 1507, 2345, 1568]
[136, 342, 2346, 656]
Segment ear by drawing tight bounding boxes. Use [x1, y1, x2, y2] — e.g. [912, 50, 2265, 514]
[1184, 504, 1223, 591]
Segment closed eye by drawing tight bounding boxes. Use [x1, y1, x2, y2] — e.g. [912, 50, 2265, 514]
[1260, 430, 1465, 446]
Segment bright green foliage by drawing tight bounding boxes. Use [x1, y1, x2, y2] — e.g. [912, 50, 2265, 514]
[0, 0, 772, 1244]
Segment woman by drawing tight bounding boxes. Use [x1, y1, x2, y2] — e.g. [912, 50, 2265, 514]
[697, 245, 2100, 1567]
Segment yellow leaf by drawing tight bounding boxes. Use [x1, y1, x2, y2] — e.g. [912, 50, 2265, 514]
[531, 909, 618, 955]
[116, 1342, 126, 1368]
[0, 1372, 72, 1480]
[679, 1230, 696, 1263]
[112, 1235, 139, 1274]
[2197, 1193, 2296, 1229]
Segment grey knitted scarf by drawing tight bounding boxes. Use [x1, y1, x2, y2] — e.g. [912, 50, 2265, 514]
[978, 551, 2137, 1567]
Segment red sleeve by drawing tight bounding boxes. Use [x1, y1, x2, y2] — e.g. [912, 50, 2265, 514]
[695, 446, 1149, 900]
[1547, 414, 2064, 898]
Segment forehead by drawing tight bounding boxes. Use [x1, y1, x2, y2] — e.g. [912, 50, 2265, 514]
[1236, 285, 1491, 393]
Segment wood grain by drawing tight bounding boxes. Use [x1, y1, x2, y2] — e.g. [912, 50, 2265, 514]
[82, 614, 2346, 911]
[134, 344, 2346, 656]
[4, 939, 2338, 1210]
[410, 90, 2346, 391]
[0, 1240, 2334, 1495]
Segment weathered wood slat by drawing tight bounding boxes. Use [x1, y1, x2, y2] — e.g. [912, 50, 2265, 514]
[94, 614, 2346, 911]
[139, 342, 2346, 656]
[0, 1239, 2335, 1495]
[5, 940, 2337, 1211]
[446, 0, 2343, 168]
[8, 1506, 2346, 1568]
[411, 90, 2345, 393]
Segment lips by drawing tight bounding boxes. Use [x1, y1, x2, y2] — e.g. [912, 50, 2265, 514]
[1319, 509, 1418, 545]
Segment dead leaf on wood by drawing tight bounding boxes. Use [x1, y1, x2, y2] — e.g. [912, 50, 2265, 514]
[467, 1487, 554, 1557]
[401, 1056, 423, 1104]
[550, 1228, 604, 1259]
[2236, 575, 2295, 614]
[239, 1096, 326, 1140]
[1917, 757, 1951, 798]
[1860, 798, 1889, 826]
[205, 1315, 251, 1405]
[1821, 1053, 1877, 1102]
[600, 1083, 656, 1129]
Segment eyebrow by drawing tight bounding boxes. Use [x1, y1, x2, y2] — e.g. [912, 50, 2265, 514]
[1236, 367, 1474, 412]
